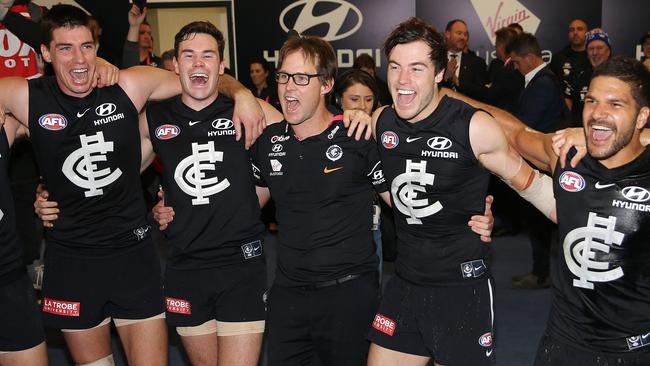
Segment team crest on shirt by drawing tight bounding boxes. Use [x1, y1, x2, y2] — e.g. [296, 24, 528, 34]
[326, 145, 343, 161]
[156, 124, 180, 140]
[559, 171, 585, 192]
[381, 131, 399, 149]
[38, 113, 67, 130]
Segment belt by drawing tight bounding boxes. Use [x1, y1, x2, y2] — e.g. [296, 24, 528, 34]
[302, 274, 363, 290]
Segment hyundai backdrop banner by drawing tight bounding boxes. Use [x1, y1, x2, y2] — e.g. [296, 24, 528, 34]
[234, 0, 645, 84]
[416, 0, 601, 65]
[234, 0, 415, 85]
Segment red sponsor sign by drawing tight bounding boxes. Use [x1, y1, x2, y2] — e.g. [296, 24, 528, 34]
[166, 297, 192, 314]
[42, 298, 81, 317]
[372, 313, 396, 336]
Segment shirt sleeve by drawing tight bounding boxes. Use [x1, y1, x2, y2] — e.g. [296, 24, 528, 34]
[250, 142, 267, 187]
[365, 143, 387, 193]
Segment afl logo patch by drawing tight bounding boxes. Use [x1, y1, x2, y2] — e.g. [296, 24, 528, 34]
[38, 114, 67, 130]
[381, 131, 399, 149]
[326, 144, 343, 161]
[478, 332, 493, 347]
[559, 171, 585, 192]
[155, 124, 180, 140]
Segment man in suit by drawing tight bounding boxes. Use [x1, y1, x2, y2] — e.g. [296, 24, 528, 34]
[442, 19, 489, 101]
[510, 32, 568, 289]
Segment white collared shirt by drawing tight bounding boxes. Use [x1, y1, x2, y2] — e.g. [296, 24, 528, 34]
[524, 62, 546, 88]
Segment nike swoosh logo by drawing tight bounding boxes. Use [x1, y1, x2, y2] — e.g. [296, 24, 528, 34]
[77, 108, 90, 118]
[595, 182, 615, 189]
[406, 137, 422, 143]
[323, 166, 343, 174]
[486, 349, 493, 357]
[475, 265, 483, 270]
[188, 120, 201, 126]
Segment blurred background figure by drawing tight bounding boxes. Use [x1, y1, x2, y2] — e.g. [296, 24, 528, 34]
[159, 49, 175, 72]
[248, 56, 280, 109]
[332, 69, 398, 279]
[352, 53, 391, 106]
[641, 32, 650, 71]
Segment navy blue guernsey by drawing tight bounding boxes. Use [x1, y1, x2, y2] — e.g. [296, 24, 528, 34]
[376, 96, 490, 286]
[0, 128, 24, 284]
[252, 118, 387, 285]
[147, 95, 264, 270]
[28, 77, 147, 253]
[549, 148, 650, 353]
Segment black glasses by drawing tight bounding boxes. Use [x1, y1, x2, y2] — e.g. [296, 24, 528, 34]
[275, 72, 323, 86]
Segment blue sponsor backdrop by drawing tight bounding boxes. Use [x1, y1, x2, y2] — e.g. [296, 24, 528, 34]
[234, 0, 647, 83]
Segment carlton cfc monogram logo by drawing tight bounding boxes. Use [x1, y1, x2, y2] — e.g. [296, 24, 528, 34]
[391, 160, 442, 224]
[62, 132, 122, 197]
[279, 0, 363, 41]
[563, 212, 625, 290]
[174, 141, 230, 205]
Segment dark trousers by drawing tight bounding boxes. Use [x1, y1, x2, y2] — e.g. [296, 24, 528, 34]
[522, 203, 554, 278]
[266, 272, 379, 366]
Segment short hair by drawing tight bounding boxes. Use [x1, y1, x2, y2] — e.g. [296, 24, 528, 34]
[445, 19, 466, 32]
[41, 4, 90, 46]
[174, 21, 225, 60]
[161, 49, 174, 62]
[569, 18, 588, 28]
[495, 27, 518, 49]
[353, 53, 375, 70]
[278, 35, 337, 85]
[383, 17, 447, 74]
[249, 56, 270, 73]
[592, 56, 650, 108]
[333, 69, 378, 105]
[508, 23, 523, 33]
[509, 32, 542, 57]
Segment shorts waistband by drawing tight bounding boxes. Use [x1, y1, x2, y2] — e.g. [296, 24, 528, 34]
[300, 273, 364, 290]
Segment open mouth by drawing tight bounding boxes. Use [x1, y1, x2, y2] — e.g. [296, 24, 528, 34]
[396, 89, 416, 106]
[70, 68, 89, 84]
[284, 96, 299, 112]
[190, 73, 209, 86]
[589, 123, 614, 144]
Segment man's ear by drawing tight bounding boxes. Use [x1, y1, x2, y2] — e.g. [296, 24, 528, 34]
[636, 106, 650, 130]
[321, 77, 334, 95]
[41, 44, 52, 63]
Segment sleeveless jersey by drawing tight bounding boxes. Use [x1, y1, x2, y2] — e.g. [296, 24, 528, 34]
[0, 4, 41, 79]
[0, 128, 24, 284]
[549, 148, 650, 353]
[252, 118, 386, 285]
[147, 95, 264, 270]
[376, 96, 490, 285]
[28, 77, 147, 253]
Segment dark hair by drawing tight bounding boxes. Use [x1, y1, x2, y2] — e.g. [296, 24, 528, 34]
[509, 32, 542, 57]
[333, 69, 379, 110]
[161, 49, 174, 62]
[383, 17, 447, 74]
[507, 23, 524, 33]
[495, 27, 518, 50]
[592, 56, 650, 108]
[41, 4, 90, 46]
[174, 21, 225, 59]
[278, 35, 337, 85]
[353, 53, 375, 70]
[249, 56, 270, 73]
[445, 19, 466, 32]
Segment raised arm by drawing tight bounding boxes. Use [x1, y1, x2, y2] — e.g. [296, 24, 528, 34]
[444, 88, 558, 173]
[469, 111, 557, 223]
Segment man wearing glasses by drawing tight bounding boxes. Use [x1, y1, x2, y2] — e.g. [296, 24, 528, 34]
[249, 35, 390, 365]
